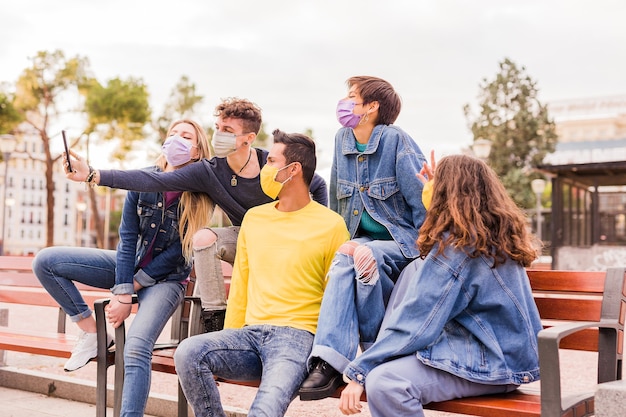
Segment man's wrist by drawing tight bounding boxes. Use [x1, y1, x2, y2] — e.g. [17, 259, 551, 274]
[116, 294, 133, 305]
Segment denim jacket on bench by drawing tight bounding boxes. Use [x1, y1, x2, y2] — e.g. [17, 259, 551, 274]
[344, 244, 543, 386]
[112, 166, 191, 295]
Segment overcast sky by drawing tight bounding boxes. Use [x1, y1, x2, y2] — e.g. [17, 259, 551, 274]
[1, 0, 625, 169]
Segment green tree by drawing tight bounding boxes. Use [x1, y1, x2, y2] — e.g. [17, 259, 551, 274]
[85, 76, 151, 159]
[255, 123, 271, 149]
[0, 88, 23, 139]
[83, 76, 151, 247]
[154, 75, 204, 141]
[11, 50, 91, 247]
[464, 58, 557, 208]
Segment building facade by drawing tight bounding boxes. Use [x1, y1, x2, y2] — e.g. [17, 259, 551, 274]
[542, 95, 626, 270]
[1, 129, 122, 255]
[546, 95, 626, 165]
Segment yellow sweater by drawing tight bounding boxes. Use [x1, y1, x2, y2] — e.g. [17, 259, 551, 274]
[224, 200, 349, 334]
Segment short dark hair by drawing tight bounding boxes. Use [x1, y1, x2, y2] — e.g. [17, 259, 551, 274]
[271, 129, 316, 186]
[347, 76, 401, 125]
[214, 97, 263, 134]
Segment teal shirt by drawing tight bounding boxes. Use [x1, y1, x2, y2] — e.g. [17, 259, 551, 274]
[355, 141, 392, 240]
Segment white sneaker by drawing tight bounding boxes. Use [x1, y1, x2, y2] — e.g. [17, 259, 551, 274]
[64, 331, 113, 372]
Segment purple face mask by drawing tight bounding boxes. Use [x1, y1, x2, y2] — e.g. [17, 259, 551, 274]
[162, 134, 193, 166]
[336, 99, 363, 128]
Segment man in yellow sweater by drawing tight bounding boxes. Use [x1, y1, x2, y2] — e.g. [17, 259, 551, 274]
[174, 129, 350, 417]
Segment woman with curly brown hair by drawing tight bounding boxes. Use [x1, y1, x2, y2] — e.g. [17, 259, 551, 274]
[339, 154, 543, 417]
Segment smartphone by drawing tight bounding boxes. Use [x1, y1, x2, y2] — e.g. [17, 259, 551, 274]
[62, 130, 72, 172]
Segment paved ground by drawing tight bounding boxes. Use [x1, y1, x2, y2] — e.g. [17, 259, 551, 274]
[0, 384, 105, 417]
[0, 302, 611, 417]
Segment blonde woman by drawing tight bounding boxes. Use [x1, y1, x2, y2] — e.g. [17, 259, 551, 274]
[33, 119, 212, 417]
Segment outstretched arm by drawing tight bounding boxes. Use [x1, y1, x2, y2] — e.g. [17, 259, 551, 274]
[63, 149, 216, 194]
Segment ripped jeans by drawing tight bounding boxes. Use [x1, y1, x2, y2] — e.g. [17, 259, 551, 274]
[193, 227, 239, 311]
[308, 237, 411, 373]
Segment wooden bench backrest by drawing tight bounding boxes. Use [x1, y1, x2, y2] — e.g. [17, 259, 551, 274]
[0, 255, 133, 334]
[0, 256, 40, 286]
[0, 255, 104, 291]
[527, 269, 625, 353]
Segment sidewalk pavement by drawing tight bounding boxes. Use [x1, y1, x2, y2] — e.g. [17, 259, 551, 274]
[1, 384, 118, 417]
[0, 347, 603, 417]
[0, 303, 612, 417]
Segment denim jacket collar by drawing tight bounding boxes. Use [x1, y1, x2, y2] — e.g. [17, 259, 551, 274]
[339, 125, 386, 155]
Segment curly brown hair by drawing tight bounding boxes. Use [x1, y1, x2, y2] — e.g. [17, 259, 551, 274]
[214, 97, 262, 134]
[417, 154, 538, 267]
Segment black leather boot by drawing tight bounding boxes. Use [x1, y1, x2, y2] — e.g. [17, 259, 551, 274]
[299, 358, 345, 401]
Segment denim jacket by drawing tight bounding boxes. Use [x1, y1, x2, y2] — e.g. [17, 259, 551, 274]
[329, 125, 426, 258]
[344, 244, 543, 386]
[112, 166, 192, 295]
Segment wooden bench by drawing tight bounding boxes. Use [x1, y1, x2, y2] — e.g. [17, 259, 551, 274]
[3, 255, 625, 417]
[190, 268, 626, 417]
[0, 254, 230, 417]
[0, 255, 116, 361]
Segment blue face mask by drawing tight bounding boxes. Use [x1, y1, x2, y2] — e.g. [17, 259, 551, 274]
[162, 134, 193, 166]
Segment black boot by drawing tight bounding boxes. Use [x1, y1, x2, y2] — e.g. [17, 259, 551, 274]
[201, 309, 226, 333]
[299, 358, 345, 401]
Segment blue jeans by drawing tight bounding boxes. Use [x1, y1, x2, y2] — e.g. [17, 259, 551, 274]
[366, 355, 519, 417]
[308, 237, 410, 373]
[32, 246, 185, 417]
[174, 325, 314, 417]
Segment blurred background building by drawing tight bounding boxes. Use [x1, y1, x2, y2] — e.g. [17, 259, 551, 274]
[0, 126, 125, 255]
[541, 94, 626, 270]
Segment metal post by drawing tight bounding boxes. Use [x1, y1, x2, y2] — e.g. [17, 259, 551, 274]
[531, 178, 547, 245]
[0, 134, 16, 256]
[535, 192, 543, 243]
[1, 151, 10, 255]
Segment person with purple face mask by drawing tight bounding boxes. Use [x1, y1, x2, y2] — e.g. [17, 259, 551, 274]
[34, 119, 213, 417]
[299, 76, 428, 400]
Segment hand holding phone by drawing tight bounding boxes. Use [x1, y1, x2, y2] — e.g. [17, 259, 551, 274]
[62, 130, 73, 173]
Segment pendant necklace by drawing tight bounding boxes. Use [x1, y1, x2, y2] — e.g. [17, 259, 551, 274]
[231, 150, 253, 187]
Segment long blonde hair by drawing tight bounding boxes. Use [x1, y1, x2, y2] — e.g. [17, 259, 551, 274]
[156, 119, 214, 262]
[417, 155, 538, 267]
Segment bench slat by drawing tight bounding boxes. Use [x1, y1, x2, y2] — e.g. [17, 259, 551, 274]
[535, 297, 602, 321]
[528, 269, 606, 293]
[0, 286, 136, 312]
[0, 328, 76, 357]
[426, 390, 542, 417]
[0, 256, 34, 270]
[0, 272, 43, 287]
